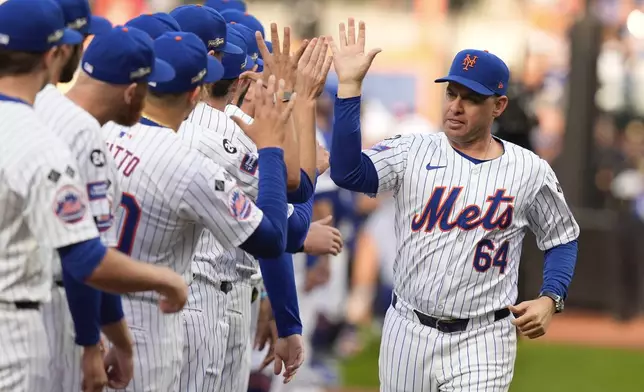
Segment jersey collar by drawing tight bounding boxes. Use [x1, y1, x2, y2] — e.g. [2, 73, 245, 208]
[0, 93, 30, 106]
[139, 116, 164, 128]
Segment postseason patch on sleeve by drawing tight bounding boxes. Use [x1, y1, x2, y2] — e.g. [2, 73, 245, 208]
[87, 181, 109, 201]
[53, 185, 87, 224]
[228, 187, 253, 221]
[370, 144, 391, 152]
[240, 153, 259, 175]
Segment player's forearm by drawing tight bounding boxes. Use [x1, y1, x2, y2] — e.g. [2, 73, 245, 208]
[239, 148, 288, 258]
[541, 239, 578, 298]
[101, 318, 133, 354]
[329, 96, 379, 194]
[258, 253, 303, 337]
[61, 269, 102, 346]
[285, 196, 314, 252]
[293, 99, 318, 184]
[283, 117, 301, 191]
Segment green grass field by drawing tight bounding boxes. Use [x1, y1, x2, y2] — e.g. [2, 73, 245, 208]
[341, 335, 644, 391]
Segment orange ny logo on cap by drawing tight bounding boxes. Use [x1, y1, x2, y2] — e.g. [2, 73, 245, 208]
[462, 54, 478, 71]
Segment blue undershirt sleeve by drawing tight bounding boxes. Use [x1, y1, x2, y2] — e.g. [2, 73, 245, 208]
[541, 239, 578, 299]
[258, 252, 302, 337]
[286, 170, 316, 204]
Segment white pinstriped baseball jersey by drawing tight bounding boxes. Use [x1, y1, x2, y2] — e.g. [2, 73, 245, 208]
[180, 105, 293, 283]
[363, 132, 580, 318]
[35, 85, 122, 278]
[224, 103, 253, 128]
[101, 121, 265, 300]
[0, 100, 99, 303]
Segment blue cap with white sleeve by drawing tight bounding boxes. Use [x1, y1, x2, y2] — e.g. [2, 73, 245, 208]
[149, 32, 224, 94]
[170, 5, 242, 55]
[126, 13, 181, 40]
[81, 26, 175, 85]
[0, 0, 84, 52]
[221, 27, 255, 80]
[55, 0, 112, 36]
[435, 49, 510, 96]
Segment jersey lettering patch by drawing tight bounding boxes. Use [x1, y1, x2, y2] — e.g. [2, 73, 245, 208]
[87, 181, 109, 201]
[228, 187, 252, 220]
[240, 153, 258, 175]
[90, 149, 106, 167]
[53, 185, 87, 224]
[371, 144, 391, 152]
[223, 138, 237, 154]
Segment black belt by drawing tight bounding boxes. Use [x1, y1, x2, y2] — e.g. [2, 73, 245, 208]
[192, 274, 232, 294]
[392, 293, 510, 333]
[1, 301, 40, 310]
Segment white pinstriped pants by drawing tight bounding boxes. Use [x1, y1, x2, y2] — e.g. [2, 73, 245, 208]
[0, 305, 49, 392]
[42, 286, 83, 392]
[219, 282, 253, 392]
[179, 277, 230, 392]
[379, 299, 517, 392]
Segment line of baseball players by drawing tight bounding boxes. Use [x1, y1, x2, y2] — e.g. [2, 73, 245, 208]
[0, 0, 346, 391]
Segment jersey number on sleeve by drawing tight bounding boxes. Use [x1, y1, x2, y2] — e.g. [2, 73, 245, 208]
[116, 193, 141, 256]
[472, 239, 509, 274]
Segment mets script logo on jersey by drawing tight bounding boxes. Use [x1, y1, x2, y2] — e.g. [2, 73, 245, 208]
[411, 186, 514, 232]
[53, 185, 87, 224]
[462, 54, 478, 71]
[228, 187, 252, 221]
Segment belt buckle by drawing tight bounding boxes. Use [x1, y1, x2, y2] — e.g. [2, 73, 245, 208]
[435, 318, 457, 333]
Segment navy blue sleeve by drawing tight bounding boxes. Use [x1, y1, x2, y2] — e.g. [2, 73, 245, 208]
[259, 252, 302, 337]
[100, 292, 124, 326]
[285, 197, 314, 253]
[239, 148, 288, 259]
[57, 237, 107, 346]
[61, 268, 101, 346]
[329, 96, 379, 194]
[541, 239, 578, 299]
[286, 170, 316, 204]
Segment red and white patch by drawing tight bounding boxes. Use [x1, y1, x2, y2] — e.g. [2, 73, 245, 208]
[228, 187, 252, 221]
[53, 185, 87, 224]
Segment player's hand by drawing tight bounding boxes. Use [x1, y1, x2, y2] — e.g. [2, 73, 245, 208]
[256, 23, 308, 91]
[230, 64, 259, 108]
[231, 76, 297, 150]
[103, 345, 134, 389]
[295, 37, 333, 102]
[81, 344, 108, 392]
[316, 142, 330, 174]
[304, 257, 331, 292]
[255, 299, 279, 370]
[157, 268, 188, 313]
[303, 216, 343, 256]
[329, 18, 381, 96]
[273, 334, 305, 383]
[509, 296, 556, 339]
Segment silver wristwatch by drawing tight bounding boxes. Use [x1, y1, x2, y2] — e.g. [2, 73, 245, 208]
[539, 291, 564, 313]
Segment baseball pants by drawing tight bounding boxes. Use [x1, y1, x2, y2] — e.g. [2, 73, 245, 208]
[379, 295, 517, 392]
[42, 286, 83, 392]
[107, 297, 183, 392]
[179, 276, 230, 392]
[0, 304, 49, 392]
[219, 282, 253, 392]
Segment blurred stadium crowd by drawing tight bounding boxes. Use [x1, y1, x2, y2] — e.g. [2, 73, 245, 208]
[74, 0, 644, 390]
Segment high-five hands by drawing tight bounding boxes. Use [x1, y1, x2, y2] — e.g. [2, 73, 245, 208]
[296, 36, 333, 101]
[256, 23, 308, 92]
[328, 18, 382, 97]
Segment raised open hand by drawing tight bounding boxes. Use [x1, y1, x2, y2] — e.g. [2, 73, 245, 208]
[295, 37, 334, 101]
[256, 23, 308, 92]
[328, 18, 381, 87]
[231, 75, 297, 149]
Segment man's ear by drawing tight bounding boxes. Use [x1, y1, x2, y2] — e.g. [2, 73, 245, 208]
[492, 95, 509, 118]
[123, 83, 138, 104]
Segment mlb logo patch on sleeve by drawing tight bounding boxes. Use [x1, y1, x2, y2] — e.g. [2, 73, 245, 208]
[53, 186, 87, 224]
[87, 181, 109, 201]
[240, 153, 258, 175]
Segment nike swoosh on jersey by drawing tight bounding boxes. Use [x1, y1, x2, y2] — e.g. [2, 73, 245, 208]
[426, 164, 447, 170]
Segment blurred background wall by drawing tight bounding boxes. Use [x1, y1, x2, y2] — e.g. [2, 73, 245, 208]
[86, 0, 644, 390]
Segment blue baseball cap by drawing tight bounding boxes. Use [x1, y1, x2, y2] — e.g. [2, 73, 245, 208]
[204, 0, 247, 12]
[228, 23, 263, 66]
[126, 13, 181, 39]
[0, 0, 83, 52]
[150, 32, 224, 94]
[221, 10, 264, 38]
[434, 49, 510, 96]
[170, 5, 242, 55]
[81, 26, 175, 85]
[221, 28, 255, 79]
[55, 0, 112, 36]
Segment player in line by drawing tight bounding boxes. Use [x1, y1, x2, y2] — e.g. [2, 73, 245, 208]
[328, 18, 579, 391]
[0, 2, 188, 391]
[102, 30, 296, 392]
